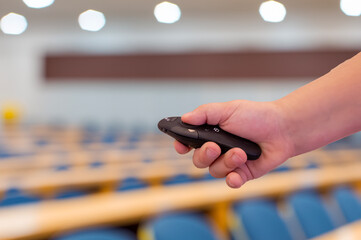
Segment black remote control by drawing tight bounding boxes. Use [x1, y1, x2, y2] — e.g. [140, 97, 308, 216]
[158, 116, 261, 160]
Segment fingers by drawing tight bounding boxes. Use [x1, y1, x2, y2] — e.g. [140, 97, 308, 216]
[174, 141, 191, 154]
[208, 148, 247, 178]
[226, 172, 244, 188]
[175, 138, 255, 189]
[192, 142, 221, 168]
[182, 102, 229, 126]
[226, 163, 256, 188]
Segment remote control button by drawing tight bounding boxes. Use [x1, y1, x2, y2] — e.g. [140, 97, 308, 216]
[171, 125, 199, 139]
[165, 117, 177, 122]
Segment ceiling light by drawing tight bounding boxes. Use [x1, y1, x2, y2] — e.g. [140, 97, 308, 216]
[22, 0, 55, 9]
[154, 2, 181, 24]
[259, 0, 286, 23]
[78, 10, 106, 32]
[340, 0, 361, 16]
[1, 13, 28, 35]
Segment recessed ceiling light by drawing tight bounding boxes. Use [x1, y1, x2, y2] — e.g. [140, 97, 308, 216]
[22, 0, 55, 9]
[154, 2, 181, 24]
[78, 10, 106, 32]
[1, 13, 28, 35]
[259, 1, 287, 23]
[340, 0, 361, 16]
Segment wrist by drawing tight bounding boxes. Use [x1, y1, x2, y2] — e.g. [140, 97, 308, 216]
[270, 99, 297, 158]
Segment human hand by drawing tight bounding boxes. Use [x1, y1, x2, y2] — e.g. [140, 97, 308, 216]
[174, 100, 294, 188]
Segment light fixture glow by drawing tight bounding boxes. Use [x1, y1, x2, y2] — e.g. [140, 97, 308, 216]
[340, 0, 361, 16]
[0, 13, 28, 35]
[22, 0, 54, 9]
[259, 0, 286, 23]
[78, 9, 106, 32]
[154, 2, 181, 24]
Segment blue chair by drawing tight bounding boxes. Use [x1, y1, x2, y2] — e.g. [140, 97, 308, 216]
[35, 139, 49, 146]
[117, 177, 148, 191]
[305, 162, 318, 169]
[271, 165, 291, 173]
[0, 150, 16, 159]
[231, 199, 292, 240]
[54, 164, 71, 171]
[287, 190, 335, 238]
[128, 134, 141, 143]
[53, 227, 136, 240]
[141, 212, 219, 240]
[332, 186, 361, 223]
[201, 173, 218, 181]
[89, 160, 104, 168]
[0, 188, 41, 207]
[163, 174, 194, 185]
[101, 132, 118, 144]
[55, 190, 88, 200]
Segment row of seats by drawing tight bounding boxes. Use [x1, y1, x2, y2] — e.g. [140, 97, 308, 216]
[0, 173, 218, 205]
[0, 151, 358, 206]
[47, 185, 361, 240]
[231, 186, 361, 239]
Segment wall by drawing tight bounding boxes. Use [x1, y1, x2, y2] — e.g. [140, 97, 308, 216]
[0, 8, 360, 129]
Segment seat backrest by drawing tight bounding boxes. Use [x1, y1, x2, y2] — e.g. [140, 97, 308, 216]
[163, 174, 194, 185]
[287, 190, 335, 238]
[231, 199, 292, 240]
[55, 190, 88, 199]
[53, 227, 136, 240]
[0, 188, 41, 207]
[141, 212, 219, 240]
[332, 186, 361, 223]
[117, 177, 148, 191]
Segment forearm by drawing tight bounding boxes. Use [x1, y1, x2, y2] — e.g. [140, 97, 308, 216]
[276, 52, 361, 156]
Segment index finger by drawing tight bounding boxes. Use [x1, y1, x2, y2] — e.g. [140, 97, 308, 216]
[174, 140, 192, 154]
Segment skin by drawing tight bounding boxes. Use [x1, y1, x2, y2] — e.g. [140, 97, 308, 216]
[174, 52, 361, 188]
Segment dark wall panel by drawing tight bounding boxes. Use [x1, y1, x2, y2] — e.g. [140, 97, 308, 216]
[44, 50, 359, 81]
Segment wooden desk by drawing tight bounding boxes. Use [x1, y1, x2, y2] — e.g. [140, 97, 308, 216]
[0, 157, 205, 195]
[312, 220, 361, 240]
[1, 162, 361, 239]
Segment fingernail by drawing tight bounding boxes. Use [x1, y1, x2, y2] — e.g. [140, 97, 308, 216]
[183, 112, 192, 119]
[226, 177, 237, 188]
[206, 148, 218, 159]
[232, 153, 242, 165]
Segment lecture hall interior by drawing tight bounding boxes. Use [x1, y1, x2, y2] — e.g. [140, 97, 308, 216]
[0, 0, 361, 239]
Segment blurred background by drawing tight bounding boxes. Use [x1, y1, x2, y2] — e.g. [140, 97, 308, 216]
[0, 0, 359, 128]
[0, 0, 360, 240]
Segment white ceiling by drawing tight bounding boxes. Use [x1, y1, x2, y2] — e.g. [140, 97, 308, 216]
[0, 0, 355, 25]
[0, 0, 360, 52]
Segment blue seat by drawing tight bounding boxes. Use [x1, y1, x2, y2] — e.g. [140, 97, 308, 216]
[89, 160, 104, 168]
[287, 190, 335, 238]
[332, 186, 361, 223]
[163, 174, 194, 185]
[117, 177, 148, 191]
[53, 227, 136, 240]
[120, 144, 136, 150]
[82, 123, 100, 133]
[305, 162, 318, 169]
[271, 165, 291, 172]
[201, 173, 218, 181]
[35, 139, 49, 146]
[101, 132, 118, 143]
[81, 137, 95, 145]
[0, 188, 41, 207]
[55, 190, 88, 200]
[0, 150, 16, 159]
[128, 134, 141, 143]
[141, 212, 219, 240]
[231, 199, 292, 240]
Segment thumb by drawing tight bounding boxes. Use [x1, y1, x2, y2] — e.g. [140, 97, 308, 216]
[182, 102, 233, 126]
